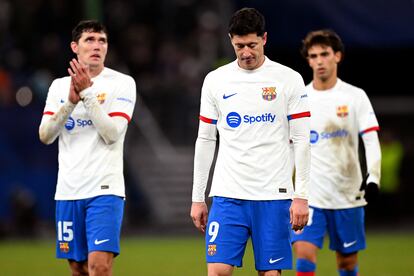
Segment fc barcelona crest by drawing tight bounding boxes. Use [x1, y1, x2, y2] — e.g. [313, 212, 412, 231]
[97, 93, 107, 104]
[336, 105, 348, 118]
[262, 87, 277, 101]
[59, 242, 70, 253]
[208, 244, 217, 256]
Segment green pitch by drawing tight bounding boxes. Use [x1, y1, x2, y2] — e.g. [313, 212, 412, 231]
[0, 232, 413, 275]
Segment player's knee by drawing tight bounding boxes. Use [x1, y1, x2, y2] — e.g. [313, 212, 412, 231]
[68, 260, 88, 276]
[207, 263, 233, 276]
[88, 261, 111, 275]
[293, 241, 318, 262]
[258, 270, 281, 276]
[336, 252, 358, 270]
[69, 266, 88, 276]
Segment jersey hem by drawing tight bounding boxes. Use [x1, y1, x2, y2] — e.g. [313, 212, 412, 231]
[54, 191, 125, 201]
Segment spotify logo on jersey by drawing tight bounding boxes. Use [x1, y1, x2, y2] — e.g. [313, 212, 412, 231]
[226, 112, 242, 128]
[65, 117, 75, 130]
[310, 130, 319, 144]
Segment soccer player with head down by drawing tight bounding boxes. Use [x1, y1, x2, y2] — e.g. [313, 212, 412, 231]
[291, 29, 381, 276]
[39, 20, 136, 276]
[190, 7, 311, 276]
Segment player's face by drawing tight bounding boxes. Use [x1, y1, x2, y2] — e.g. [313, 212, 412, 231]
[307, 45, 341, 82]
[70, 31, 108, 70]
[230, 32, 267, 70]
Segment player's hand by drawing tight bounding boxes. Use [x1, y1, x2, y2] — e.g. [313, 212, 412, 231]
[68, 78, 81, 104]
[190, 202, 208, 233]
[359, 174, 379, 203]
[68, 58, 93, 93]
[290, 198, 309, 233]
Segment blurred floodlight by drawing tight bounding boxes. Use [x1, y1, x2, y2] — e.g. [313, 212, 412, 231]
[16, 86, 33, 107]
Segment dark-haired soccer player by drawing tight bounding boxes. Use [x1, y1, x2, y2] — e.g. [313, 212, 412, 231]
[39, 20, 136, 276]
[191, 8, 310, 276]
[292, 29, 381, 276]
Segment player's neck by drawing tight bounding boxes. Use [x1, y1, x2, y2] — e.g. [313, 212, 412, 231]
[312, 75, 337, 91]
[89, 65, 104, 78]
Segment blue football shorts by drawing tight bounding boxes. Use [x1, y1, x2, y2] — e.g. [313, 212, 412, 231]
[291, 206, 366, 254]
[55, 195, 124, 261]
[206, 196, 292, 271]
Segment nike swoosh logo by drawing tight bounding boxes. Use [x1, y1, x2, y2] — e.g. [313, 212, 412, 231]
[343, 240, 357, 248]
[269, 257, 284, 264]
[223, 93, 237, 99]
[94, 239, 110, 245]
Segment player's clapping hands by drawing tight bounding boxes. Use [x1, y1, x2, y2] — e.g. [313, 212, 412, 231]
[68, 58, 93, 94]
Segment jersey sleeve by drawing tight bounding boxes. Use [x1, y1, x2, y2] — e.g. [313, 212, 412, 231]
[356, 89, 379, 135]
[108, 76, 136, 123]
[42, 79, 60, 117]
[287, 72, 311, 121]
[199, 73, 218, 124]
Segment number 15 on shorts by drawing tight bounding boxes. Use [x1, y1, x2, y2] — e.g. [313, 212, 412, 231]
[57, 221, 74, 242]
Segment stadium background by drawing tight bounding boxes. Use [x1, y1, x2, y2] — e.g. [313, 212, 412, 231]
[0, 0, 413, 274]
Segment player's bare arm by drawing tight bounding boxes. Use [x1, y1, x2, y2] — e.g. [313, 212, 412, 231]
[190, 202, 208, 233]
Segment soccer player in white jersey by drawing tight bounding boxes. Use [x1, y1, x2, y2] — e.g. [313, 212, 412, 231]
[292, 29, 381, 276]
[39, 20, 136, 276]
[190, 8, 311, 276]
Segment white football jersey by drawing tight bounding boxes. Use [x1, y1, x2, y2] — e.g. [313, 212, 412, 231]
[307, 79, 379, 209]
[41, 67, 136, 200]
[200, 57, 310, 200]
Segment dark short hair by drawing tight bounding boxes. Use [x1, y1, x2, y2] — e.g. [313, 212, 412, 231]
[228, 8, 265, 37]
[72, 20, 108, 43]
[301, 29, 344, 60]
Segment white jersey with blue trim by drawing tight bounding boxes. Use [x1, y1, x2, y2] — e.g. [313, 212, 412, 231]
[199, 57, 309, 200]
[307, 79, 379, 209]
[41, 67, 136, 200]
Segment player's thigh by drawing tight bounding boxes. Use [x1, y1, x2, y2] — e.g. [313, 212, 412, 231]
[206, 197, 250, 268]
[292, 206, 327, 249]
[250, 200, 292, 271]
[56, 200, 88, 262]
[328, 207, 366, 253]
[85, 195, 125, 255]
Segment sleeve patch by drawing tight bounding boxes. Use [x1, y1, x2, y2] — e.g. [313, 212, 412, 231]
[360, 126, 380, 135]
[109, 112, 131, 123]
[199, 115, 217, 125]
[287, 111, 311, 121]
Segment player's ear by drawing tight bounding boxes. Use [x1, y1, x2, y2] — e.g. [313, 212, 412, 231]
[70, 41, 78, 55]
[335, 51, 342, 63]
[262, 32, 267, 46]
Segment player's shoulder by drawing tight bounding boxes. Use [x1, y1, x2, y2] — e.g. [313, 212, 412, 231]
[51, 75, 71, 85]
[264, 58, 304, 83]
[265, 58, 300, 75]
[205, 60, 238, 81]
[48, 76, 70, 93]
[101, 67, 135, 84]
[337, 79, 365, 95]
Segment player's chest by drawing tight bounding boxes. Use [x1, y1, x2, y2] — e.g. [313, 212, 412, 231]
[215, 82, 287, 114]
[309, 94, 356, 129]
